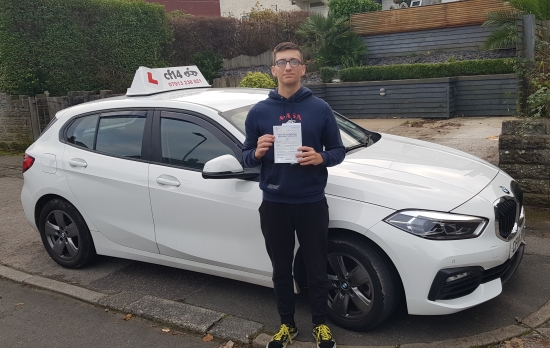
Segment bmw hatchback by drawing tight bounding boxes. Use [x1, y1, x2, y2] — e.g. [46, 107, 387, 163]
[21, 66, 525, 330]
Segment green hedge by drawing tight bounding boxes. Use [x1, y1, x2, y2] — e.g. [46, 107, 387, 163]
[0, 0, 172, 96]
[339, 58, 516, 82]
[328, 0, 382, 18]
[319, 67, 337, 83]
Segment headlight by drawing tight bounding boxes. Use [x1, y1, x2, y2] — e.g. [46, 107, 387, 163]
[384, 210, 488, 240]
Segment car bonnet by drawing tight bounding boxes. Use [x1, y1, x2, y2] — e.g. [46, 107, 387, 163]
[326, 133, 500, 212]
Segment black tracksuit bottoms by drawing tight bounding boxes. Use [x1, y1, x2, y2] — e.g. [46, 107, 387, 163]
[259, 197, 329, 326]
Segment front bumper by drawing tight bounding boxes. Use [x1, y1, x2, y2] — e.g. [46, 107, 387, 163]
[428, 244, 524, 301]
[366, 171, 525, 315]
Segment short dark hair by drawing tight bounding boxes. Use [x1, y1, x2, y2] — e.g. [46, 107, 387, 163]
[272, 42, 303, 65]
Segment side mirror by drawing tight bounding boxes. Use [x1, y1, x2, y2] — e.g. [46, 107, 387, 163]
[202, 155, 259, 179]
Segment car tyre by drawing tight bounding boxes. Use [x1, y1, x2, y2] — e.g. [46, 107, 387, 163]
[39, 198, 96, 268]
[326, 235, 400, 330]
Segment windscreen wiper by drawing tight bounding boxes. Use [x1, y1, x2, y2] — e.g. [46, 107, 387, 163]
[345, 135, 371, 152]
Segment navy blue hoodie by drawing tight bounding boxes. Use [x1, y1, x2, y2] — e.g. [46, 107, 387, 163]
[242, 87, 345, 204]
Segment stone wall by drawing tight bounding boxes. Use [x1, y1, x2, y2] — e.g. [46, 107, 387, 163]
[0, 93, 33, 152]
[499, 119, 550, 207]
[0, 90, 119, 152]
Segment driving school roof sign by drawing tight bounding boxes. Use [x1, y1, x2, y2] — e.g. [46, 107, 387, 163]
[126, 65, 210, 96]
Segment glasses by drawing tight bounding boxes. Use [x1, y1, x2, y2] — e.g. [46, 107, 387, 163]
[274, 59, 303, 68]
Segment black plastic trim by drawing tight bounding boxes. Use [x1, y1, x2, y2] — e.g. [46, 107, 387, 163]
[428, 266, 484, 301]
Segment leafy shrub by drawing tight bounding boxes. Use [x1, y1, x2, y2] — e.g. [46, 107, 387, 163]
[339, 59, 516, 82]
[0, 0, 171, 96]
[297, 13, 366, 68]
[239, 72, 277, 88]
[192, 51, 223, 83]
[167, 10, 192, 19]
[483, 0, 550, 50]
[328, 0, 382, 19]
[525, 40, 550, 117]
[320, 67, 337, 83]
[527, 85, 550, 117]
[169, 11, 308, 66]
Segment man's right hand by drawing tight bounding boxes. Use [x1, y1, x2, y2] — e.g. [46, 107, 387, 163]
[255, 134, 275, 160]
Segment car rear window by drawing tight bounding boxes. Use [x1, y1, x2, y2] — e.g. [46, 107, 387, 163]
[66, 115, 98, 149]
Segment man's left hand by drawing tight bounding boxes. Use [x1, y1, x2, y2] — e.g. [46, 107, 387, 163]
[296, 146, 323, 166]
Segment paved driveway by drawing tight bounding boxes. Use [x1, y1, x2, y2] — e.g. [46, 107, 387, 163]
[1, 117, 549, 346]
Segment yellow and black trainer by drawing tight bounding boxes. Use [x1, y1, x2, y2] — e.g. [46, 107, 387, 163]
[312, 324, 336, 348]
[267, 324, 298, 348]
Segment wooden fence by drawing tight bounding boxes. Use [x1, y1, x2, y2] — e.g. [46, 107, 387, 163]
[536, 19, 550, 42]
[222, 51, 272, 70]
[351, 0, 513, 36]
[212, 74, 247, 88]
[363, 25, 495, 58]
[308, 74, 517, 118]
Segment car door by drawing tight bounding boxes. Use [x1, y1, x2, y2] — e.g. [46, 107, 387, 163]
[148, 110, 271, 277]
[62, 110, 159, 254]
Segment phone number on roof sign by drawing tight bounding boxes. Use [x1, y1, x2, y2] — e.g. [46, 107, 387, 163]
[168, 79, 203, 87]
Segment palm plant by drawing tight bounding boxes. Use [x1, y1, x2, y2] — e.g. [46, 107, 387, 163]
[296, 13, 366, 68]
[483, 0, 550, 50]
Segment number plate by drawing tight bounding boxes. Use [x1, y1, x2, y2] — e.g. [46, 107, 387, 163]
[509, 226, 525, 259]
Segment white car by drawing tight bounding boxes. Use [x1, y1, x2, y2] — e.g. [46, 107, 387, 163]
[21, 66, 525, 330]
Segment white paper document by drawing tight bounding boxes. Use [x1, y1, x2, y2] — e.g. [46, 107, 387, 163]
[273, 123, 302, 164]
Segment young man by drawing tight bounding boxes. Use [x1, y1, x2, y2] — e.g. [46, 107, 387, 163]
[242, 42, 345, 348]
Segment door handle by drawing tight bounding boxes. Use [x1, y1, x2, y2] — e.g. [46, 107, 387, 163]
[69, 158, 87, 168]
[156, 175, 181, 187]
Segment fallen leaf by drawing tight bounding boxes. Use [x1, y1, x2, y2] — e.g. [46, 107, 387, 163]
[220, 340, 234, 348]
[515, 316, 522, 323]
[203, 334, 214, 342]
[505, 337, 525, 348]
[162, 328, 171, 333]
[486, 135, 499, 140]
[13, 303, 24, 306]
[123, 313, 132, 321]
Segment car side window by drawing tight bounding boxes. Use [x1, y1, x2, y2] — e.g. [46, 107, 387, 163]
[66, 115, 99, 149]
[96, 116, 146, 159]
[160, 117, 234, 170]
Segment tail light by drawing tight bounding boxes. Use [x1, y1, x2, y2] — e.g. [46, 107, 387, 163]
[23, 154, 35, 173]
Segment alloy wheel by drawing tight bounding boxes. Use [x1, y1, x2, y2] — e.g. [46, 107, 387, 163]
[44, 210, 80, 261]
[327, 252, 374, 319]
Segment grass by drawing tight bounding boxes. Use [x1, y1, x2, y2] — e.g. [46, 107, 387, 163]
[0, 150, 24, 156]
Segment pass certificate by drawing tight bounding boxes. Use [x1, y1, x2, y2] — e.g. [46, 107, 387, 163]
[273, 123, 302, 164]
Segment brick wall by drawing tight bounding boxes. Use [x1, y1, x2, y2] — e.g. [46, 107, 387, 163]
[0, 93, 33, 152]
[146, 0, 221, 16]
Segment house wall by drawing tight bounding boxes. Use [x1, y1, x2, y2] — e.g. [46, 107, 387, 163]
[220, 0, 301, 18]
[381, 0, 459, 10]
[144, 0, 221, 16]
[363, 25, 495, 58]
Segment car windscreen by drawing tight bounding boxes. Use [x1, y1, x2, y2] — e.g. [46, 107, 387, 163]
[220, 104, 379, 151]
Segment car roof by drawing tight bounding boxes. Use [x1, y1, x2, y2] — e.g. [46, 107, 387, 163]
[139, 87, 271, 112]
[56, 87, 272, 120]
